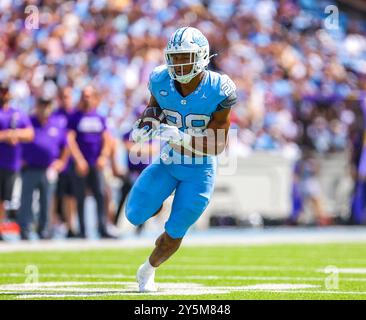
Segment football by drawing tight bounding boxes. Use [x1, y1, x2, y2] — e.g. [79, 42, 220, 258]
[138, 106, 166, 131]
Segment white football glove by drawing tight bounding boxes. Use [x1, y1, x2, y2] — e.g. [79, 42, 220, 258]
[156, 124, 191, 147]
[131, 119, 155, 143]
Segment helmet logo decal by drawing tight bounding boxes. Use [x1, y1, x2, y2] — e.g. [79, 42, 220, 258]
[172, 27, 188, 48]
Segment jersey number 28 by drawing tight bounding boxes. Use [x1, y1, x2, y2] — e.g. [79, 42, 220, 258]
[163, 109, 211, 129]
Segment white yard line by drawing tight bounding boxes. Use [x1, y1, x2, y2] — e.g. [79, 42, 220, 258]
[13, 290, 366, 299]
[0, 281, 365, 299]
[0, 282, 230, 298]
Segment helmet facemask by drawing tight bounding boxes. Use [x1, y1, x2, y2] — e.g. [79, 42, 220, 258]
[165, 45, 209, 84]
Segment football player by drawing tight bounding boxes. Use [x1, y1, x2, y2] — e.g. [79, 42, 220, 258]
[126, 27, 237, 292]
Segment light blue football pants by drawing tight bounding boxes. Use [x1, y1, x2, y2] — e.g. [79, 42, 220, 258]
[125, 150, 217, 239]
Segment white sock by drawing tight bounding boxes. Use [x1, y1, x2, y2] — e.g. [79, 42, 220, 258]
[141, 259, 156, 276]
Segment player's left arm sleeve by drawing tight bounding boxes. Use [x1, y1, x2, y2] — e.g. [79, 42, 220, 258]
[216, 74, 237, 111]
[216, 91, 237, 111]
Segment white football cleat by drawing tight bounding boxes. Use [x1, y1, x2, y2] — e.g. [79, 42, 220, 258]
[136, 264, 157, 292]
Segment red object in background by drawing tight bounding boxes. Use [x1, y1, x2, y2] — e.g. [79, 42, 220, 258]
[0, 221, 20, 234]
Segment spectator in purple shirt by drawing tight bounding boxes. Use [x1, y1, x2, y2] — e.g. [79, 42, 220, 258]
[67, 86, 115, 239]
[52, 87, 77, 238]
[351, 93, 366, 224]
[17, 98, 68, 240]
[0, 84, 34, 241]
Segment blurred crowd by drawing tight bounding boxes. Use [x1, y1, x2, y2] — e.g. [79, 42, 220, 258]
[1, 0, 366, 240]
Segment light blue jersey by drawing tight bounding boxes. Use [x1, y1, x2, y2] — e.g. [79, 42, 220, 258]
[126, 66, 236, 238]
[149, 65, 235, 130]
[149, 65, 236, 165]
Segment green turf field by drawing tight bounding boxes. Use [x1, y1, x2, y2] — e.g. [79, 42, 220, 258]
[1, 243, 366, 299]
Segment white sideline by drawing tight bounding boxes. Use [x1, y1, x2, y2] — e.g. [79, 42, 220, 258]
[1, 227, 366, 252]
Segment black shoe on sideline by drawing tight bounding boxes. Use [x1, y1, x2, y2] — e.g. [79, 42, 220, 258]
[100, 231, 118, 239]
[20, 229, 31, 240]
[66, 230, 78, 239]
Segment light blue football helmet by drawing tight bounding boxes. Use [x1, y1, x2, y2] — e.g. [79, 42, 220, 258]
[164, 27, 210, 84]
